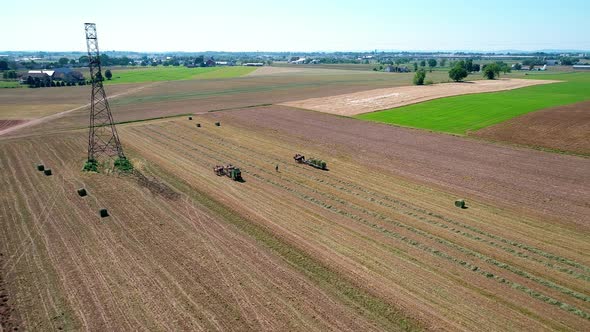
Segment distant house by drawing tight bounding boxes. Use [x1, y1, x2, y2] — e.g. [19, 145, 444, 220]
[205, 59, 216, 67]
[242, 63, 264, 67]
[215, 61, 228, 66]
[23, 70, 51, 81]
[52, 68, 84, 83]
[573, 65, 590, 70]
[546, 60, 558, 66]
[290, 58, 306, 64]
[384, 65, 394, 72]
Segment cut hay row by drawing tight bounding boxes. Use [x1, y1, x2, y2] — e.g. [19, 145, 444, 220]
[165, 120, 590, 279]
[0, 136, 385, 331]
[168, 127, 590, 309]
[130, 123, 590, 326]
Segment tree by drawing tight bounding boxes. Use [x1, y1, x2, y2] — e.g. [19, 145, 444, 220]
[448, 65, 468, 82]
[513, 63, 522, 70]
[105, 69, 113, 80]
[78, 56, 89, 65]
[194, 55, 204, 66]
[413, 62, 418, 71]
[2, 70, 17, 79]
[58, 57, 69, 66]
[419, 60, 426, 67]
[413, 69, 426, 85]
[483, 63, 501, 79]
[472, 64, 481, 72]
[561, 57, 577, 66]
[440, 58, 447, 67]
[69, 59, 76, 65]
[427, 59, 437, 72]
[465, 59, 473, 72]
[0, 60, 8, 71]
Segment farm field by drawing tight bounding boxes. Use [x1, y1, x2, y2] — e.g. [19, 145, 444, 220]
[120, 115, 588, 330]
[1, 64, 589, 332]
[102, 66, 258, 84]
[2, 68, 484, 137]
[473, 100, 590, 155]
[0, 134, 396, 331]
[356, 72, 590, 134]
[280, 78, 556, 116]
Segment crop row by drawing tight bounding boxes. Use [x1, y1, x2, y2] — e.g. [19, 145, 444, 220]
[170, 121, 590, 279]
[135, 124, 590, 319]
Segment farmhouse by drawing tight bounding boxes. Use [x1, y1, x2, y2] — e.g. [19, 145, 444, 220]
[243, 62, 264, 66]
[573, 65, 590, 70]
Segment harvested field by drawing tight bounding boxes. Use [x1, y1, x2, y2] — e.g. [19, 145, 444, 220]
[281, 78, 558, 116]
[1, 71, 462, 137]
[115, 116, 590, 331]
[217, 106, 590, 227]
[246, 66, 308, 76]
[0, 135, 390, 331]
[473, 100, 590, 155]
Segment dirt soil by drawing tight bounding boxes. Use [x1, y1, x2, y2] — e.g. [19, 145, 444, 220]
[0, 120, 28, 131]
[218, 106, 590, 227]
[280, 78, 559, 116]
[118, 116, 590, 331]
[473, 100, 590, 155]
[0, 136, 382, 331]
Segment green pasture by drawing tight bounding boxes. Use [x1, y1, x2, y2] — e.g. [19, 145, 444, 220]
[0, 80, 21, 88]
[356, 72, 590, 134]
[103, 66, 257, 84]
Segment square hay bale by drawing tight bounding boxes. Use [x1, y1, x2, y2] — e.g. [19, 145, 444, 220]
[188, 116, 193, 120]
[196, 123, 201, 127]
[44, 169, 52, 176]
[37, 164, 45, 171]
[77, 188, 87, 197]
[215, 121, 221, 126]
[454, 199, 465, 208]
[99, 209, 109, 218]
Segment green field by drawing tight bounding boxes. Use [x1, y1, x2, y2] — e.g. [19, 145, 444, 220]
[356, 72, 590, 134]
[0, 80, 21, 88]
[103, 66, 257, 84]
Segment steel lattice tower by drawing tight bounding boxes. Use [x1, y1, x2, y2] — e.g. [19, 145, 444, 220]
[84, 23, 125, 162]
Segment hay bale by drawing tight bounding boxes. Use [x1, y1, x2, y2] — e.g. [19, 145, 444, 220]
[99, 209, 109, 218]
[454, 199, 465, 208]
[77, 188, 87, 197]
[196, 123, 201, 127]
[214, 121, 220, 126]
[44, 169, 52, 176]
[188, 116, 193, 120]
[37, 164, 45, 171]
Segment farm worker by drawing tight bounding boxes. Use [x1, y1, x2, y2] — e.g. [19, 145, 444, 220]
[275, 164, 279, 172]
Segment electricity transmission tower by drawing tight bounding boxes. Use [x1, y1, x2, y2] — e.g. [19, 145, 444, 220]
[84, 23, 126, 165]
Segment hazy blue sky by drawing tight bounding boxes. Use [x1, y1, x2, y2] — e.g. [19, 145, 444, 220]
[2, 0, 588, 52]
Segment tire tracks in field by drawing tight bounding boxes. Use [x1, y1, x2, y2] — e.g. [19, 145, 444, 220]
[176, 120, 590, 278]
[135, 122, 590, 321]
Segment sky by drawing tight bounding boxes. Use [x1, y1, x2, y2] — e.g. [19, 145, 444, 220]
[2, 0, 589, 52]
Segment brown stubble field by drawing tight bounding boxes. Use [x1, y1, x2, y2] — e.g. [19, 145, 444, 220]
[118, 116, 589, 330]
[0, 134, 393, 331]
[472, 100, 590, 155]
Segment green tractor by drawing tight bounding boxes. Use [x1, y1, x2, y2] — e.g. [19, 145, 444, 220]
[214, 164, 243, 181]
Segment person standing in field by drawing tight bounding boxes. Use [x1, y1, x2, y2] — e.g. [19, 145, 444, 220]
[275, 164, 279, 172]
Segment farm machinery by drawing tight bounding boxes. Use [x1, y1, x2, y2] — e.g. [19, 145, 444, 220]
[293, 154, 327, 170]
[214, 164, 243, 181]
